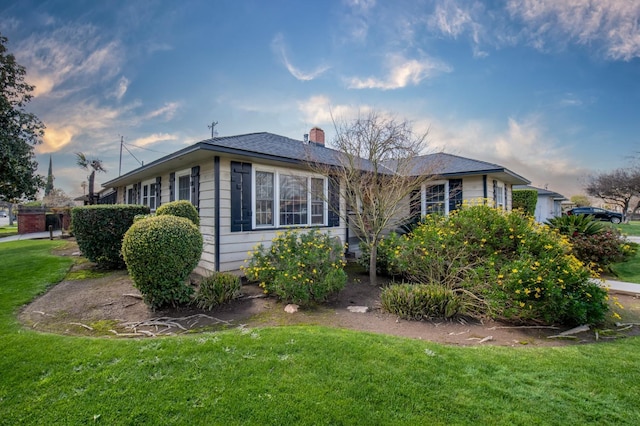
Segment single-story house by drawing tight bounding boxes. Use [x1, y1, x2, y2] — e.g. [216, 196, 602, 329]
[102, 129, 530, 274]
[513, 185, 567, 223]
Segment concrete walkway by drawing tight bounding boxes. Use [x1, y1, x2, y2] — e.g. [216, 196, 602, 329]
[0, 230, 62, 243]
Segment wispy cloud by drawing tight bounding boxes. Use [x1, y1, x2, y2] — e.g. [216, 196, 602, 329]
[298, 95, 371, 126]
[110, 76, 129, 100]
[271, 33, 330, 81]
[131, 133, 179, 147]
[347, 54, 451, 90]
[144, 102, 180, 120]
[507, 0, 640, 60]
[15, 24, 122, 97]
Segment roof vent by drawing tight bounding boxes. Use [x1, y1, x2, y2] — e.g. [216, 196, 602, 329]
[304, 133, 309, 143]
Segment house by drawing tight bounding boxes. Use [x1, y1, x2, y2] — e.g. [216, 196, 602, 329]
[102, 129, 530, 274]
[513, 185, 567, 223]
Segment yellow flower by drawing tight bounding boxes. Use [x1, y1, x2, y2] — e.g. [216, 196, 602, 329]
[612, 312, 621, 320]
[519, 302, 525, 307]
[512, 268, 518, 273]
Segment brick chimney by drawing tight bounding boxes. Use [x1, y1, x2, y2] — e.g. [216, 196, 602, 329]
[309, 127, 325, 145]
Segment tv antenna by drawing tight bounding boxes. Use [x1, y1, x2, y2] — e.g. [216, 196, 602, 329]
[208, 121, 219, 138]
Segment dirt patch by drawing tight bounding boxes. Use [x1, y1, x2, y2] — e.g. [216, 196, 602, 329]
[19, 240, 640, 346]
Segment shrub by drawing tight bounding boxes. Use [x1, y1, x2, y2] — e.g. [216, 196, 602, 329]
[358, 231, 404, 276]
[512, 189, 538, 216]
[155, 200, 200, 226]
[195, 272, 242, 310]
[380, 283, 467, 320]
[121, 215, 203, 309]
[381, 204, 610, 325]
[546, 214, 605, 236]
[72, 204, 150, 268]
[243, 229, 347, 306]
[570, 229, 635, 269]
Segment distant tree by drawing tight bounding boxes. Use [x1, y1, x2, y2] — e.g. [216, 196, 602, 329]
[0, 33, 45, 224]
[512, 189, 537, 216]
[42, 188, 75, 208]
[570, 195, 591, 207]
[76, 152, 106, 205]
[585, 168, 640, 222]
[307, 111, 438, 287]
[44, 155, 54, 196]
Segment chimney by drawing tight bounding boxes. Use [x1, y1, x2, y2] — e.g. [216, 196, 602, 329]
[309, 127, 325, 145]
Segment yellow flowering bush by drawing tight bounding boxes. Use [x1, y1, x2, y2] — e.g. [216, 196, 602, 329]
[382, 205, 610, 325]
[242, 229, 347, 305]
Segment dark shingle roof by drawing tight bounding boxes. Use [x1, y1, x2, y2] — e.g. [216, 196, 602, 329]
[104, 133, 529, 187]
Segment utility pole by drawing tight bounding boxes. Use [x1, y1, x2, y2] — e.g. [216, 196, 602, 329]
[119, 135, 123, 176]
[208, 121, 218, 139]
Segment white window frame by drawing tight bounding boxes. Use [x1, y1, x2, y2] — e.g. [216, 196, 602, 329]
[421, 180, 449, 216]
[175, 169, 191, 202]
[252, 167, 328, 229]
[141, 178, 158, 211]
[496, 182, 505, 209]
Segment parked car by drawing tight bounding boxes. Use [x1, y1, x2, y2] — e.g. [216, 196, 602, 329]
[566, 207, 623, 224]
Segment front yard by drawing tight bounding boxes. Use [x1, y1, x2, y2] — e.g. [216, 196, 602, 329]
[1, 240, 640, 424]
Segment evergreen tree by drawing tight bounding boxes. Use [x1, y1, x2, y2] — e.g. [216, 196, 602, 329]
[0, 33, 45, 203]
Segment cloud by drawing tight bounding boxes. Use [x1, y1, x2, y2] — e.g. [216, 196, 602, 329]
[144, 102, 180, 120]
[507, 0, 640, 60]
[271, 33, 330, 81]
[422, 114, 588, 196]
[131, 133, 179, 147]
[110, 76, 129, 100]
[298, 95, 371, 125]
[14, 24, 122, 97]
[347, 54, 452, 90]
[39, 126, 75, 153]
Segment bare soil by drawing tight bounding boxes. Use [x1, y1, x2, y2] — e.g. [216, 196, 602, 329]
[18, 240, 640, 347]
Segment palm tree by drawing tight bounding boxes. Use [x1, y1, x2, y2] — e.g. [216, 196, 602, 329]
[76, 152, 106, 205]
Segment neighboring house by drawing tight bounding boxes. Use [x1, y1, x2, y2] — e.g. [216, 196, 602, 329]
[513, 185, 567, 223]
[102, 130, 530, 274]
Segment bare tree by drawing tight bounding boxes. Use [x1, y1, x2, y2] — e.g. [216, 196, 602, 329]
[585, 168, 640, 222]
[308, 112, 439, 286]
[76, 152, 106, 205]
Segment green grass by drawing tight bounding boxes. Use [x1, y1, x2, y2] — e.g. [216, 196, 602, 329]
[614, 220, 640, 236]
[0, 224, 18, 237]
[1, 241, 640, 424]
[611, 248, 640, 284]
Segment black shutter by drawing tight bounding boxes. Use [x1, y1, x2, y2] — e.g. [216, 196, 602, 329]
[448, 179, 463, 212]
[492, 179, 498, 207]
[328, 177, 340, 227]
[409, 189, 421, 219]
[191, 166, 200, 211]
[169, 173, 175, 202]
[155, 176, 161, 207]
[231, 161, 252, 232]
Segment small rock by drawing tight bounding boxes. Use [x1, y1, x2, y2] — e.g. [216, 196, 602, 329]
[72, 252, 81, 256]
[347, 306, 369, 313]
[284, 304, 299, 314]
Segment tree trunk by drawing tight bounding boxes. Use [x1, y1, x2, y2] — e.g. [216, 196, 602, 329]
[8, 202, 14, 226]
[369, 239, 378, 287]
[88, 171, 95, 205]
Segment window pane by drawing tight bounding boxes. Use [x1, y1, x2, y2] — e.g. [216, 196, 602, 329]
[256, 171, 274, 226]
[149, 183, 157, 210]
[178, 175, 190, 201]
[425, 184, 445, 215]
[280, 175, 307, 225]
[311, 178, 324, 225]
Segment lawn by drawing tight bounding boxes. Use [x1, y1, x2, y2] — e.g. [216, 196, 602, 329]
[611, 248, 640, 284]
[0, 224, 17, 237]
[614, 220, 640, 236]
[1, 240, 640, 425]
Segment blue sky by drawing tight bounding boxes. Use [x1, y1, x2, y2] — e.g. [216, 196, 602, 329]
[2, 0, 639, 199]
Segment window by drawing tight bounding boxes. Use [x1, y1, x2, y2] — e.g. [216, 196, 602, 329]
[249, 168, 329, 229]
[178, 174, 190, 201]
[494, 180, 504, 208]
[141, 180, 158, 210]
[126, 186, 135, 204]
[255, 171, 274, 226]
[280, 175, 308, 225]
[311, 178, 325, 225]
[448, 179, 463, 212]
[425, 184, 445, 215]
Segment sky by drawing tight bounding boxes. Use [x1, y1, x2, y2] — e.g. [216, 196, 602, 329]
[1, 0, 639, 200]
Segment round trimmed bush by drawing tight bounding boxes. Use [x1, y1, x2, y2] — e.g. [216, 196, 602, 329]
[156, 200, 200, 226]
[122, 215, 203, 309]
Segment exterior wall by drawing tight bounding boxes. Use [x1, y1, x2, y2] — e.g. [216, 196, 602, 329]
[17, 207, 46, 234]
[214, 158, 347, 273]
[460, 176, 486, 203]
[533, 195, 562, 223]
